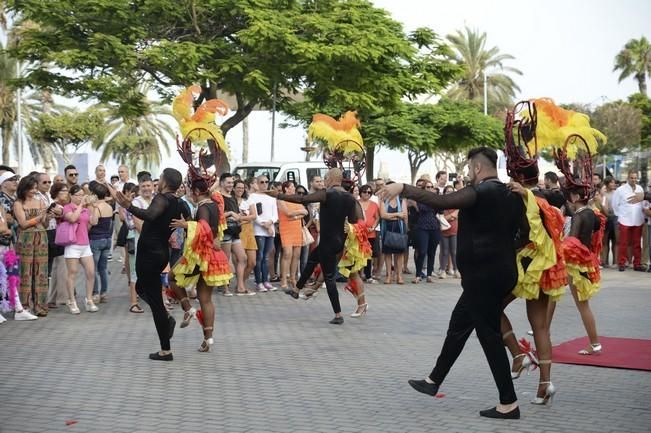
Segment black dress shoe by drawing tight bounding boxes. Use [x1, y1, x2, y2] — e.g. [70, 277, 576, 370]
[479, 406, 520, 419]
[408, 379, 439, 397]
[329, 316, 344, 325]
[168, 315, 176, 339]
[618, 266, 626, 271]
[149, 352, 174, 361]
[284, 288, 299, 299]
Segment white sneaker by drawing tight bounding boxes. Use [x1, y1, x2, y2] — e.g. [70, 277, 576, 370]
[366, 278, 377, 284]
[85, 299, 99, 313]
[264, 282, 277, 291]
[0, 313, 6, 323]
[14, 310, 38, 321]
[437, 271, 446, 279]
[257, 283, 268, 293]
[454, 271, 461, 279]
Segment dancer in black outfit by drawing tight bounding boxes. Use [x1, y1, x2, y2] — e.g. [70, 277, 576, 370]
[113, 168, 183, 361]
[268, 168, 359, 324]
[379, 147, 525, 419]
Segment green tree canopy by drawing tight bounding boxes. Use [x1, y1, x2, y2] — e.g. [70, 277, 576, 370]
[364, 99, 503, 182]
[28, 109, 104, 164]
[6, 1, 457, 150]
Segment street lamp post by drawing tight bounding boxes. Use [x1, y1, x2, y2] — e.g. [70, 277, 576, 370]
[483, 72, 488, 115]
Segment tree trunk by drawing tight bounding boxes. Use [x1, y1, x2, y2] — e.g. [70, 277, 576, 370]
[242, 116, 249, 163]
[365, 145, 375, 182]
[1, 125, 10, 165]
[637, 73, 648, 96]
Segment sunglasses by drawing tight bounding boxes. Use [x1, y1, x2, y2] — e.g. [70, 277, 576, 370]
[259, 180, 269, 184]
[41, 181, 52, 184]
[68, 173, 79, 177]
[425, 186, 434, 189]
[360, 190, 371, 194]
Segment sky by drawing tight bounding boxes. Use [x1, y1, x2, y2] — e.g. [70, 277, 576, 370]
[21, 0, 651, 182]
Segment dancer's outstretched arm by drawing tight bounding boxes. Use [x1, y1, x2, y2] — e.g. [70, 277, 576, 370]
[275, 189, 327, 205]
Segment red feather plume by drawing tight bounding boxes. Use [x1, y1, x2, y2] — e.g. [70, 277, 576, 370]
[196, 309, 204, 327]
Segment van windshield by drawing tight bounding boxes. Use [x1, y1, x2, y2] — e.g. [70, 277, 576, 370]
[233, 166, 280, 181]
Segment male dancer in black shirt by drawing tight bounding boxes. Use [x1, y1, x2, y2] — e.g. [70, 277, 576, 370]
[113, 168, 183, 361]
[267, 168, 359, 324]
[379, 147, 524, 419]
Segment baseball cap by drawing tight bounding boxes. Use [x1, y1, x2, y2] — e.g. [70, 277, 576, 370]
[0, 172, 19, 184]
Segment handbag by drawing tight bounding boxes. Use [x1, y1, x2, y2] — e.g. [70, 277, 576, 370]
[302, 225, 314, 246]
[126, 237, 136, 255]
[54, 221, 78, 246]
[225, 219, 242, 237]
[382, 196, 408, 252]
[437, 213, 452, 231]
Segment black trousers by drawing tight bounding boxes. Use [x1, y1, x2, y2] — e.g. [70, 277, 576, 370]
[296, 246, 342, 314]
[135, 246, 172, 351]
[429, 267, 517, 404]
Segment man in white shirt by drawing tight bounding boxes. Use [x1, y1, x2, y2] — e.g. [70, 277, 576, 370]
[611, 171, 646, 271]
[250, 175, 278, 291]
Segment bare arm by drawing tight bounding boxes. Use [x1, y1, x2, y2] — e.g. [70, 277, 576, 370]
[277, 189, 327, 205]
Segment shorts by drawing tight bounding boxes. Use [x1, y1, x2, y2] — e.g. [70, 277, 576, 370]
[64, 244, 93, 259]
[222, 232, 234, 243]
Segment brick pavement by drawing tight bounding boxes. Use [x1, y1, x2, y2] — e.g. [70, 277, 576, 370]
[1, 262, 650, 433]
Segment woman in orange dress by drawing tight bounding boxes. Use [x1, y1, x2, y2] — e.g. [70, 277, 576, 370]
[278, 181, 308, 290]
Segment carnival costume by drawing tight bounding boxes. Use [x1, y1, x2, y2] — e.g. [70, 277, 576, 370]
[504, 100, 568, 303]
[0, 248, 21, 315]
[168, 87, 233, 351]
[282, 111, 370, 321]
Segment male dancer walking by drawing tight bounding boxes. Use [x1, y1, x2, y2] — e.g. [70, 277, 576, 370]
[267, 168, 359, 324]
[379, 147, 525, 419]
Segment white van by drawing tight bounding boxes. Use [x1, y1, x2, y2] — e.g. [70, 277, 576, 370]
[233, 161, 329, 187]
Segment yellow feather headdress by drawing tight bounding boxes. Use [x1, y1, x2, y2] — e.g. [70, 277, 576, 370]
[307, 111, 364, 155]
[521, 98, 606, 159]
[172, 85, 229, 153]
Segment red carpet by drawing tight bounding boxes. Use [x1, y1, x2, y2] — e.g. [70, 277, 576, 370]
[552, 336, 651, 371]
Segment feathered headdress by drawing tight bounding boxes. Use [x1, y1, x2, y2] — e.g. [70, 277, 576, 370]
[172, 85, 229, 153]
[504, 100, 540, 184]
[520, 98, 606, 158]
[307, 111, 366, 183]
[554, 134, 594, 200]
[177, 128, 217, 189]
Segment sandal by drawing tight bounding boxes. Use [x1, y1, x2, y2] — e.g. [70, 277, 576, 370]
[129, 304, 144, 313]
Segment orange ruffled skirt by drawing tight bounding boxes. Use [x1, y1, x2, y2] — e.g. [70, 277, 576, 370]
[173, 220, 232, 288]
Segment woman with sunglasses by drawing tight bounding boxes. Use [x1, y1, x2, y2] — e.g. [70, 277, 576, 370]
[295, 185, 311, 274]
[277, 181, 308, 291]
[358, 185, 380, 283]
[14, 175, 53, 316]
[411, 181, 442, 283]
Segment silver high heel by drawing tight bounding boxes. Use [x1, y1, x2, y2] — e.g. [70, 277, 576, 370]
[180, 307, 197, 328]
[198, 327, 214, 352]
[531, 381, 556, 405]
[578, 343, 602, 355]
[511, 353, 537, 379]
[350, 303, 368, 318]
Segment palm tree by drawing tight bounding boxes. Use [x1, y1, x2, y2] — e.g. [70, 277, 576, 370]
[614, 36, 651, 95]
[94, 84, 175, 173]
[0, 44, 17, 165]
[445, 27, 522, 112]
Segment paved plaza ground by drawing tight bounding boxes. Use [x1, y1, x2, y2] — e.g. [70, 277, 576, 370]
[1, 261, 650, 433]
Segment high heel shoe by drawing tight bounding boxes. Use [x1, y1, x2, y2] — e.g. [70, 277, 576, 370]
[511, 353, 537, 379]
[578, 343, 602, 355]
[531, 381, 556, 405]
[350, 303, 368, 318]
[198, 327, 214, 352]
[180, 307, 197, 328]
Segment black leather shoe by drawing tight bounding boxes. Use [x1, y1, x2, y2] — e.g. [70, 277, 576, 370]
[284, 288, 299, 299]
[618, 266, 626, 271]
[149, 352, 173, 361]
[479, 406, 520, 419]
[408, 379, 439, 397]
[168, 315, 176, 339]
[329, 316, 344, 325]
